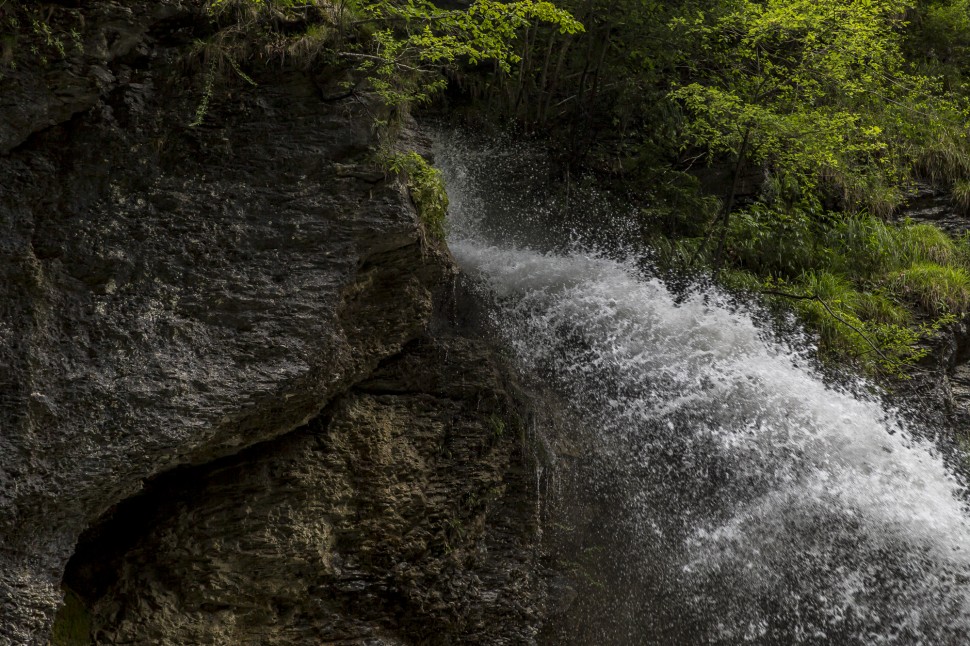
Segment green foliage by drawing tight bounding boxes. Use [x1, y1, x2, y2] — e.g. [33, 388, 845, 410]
[726, 206, 823, 276]
[187, 0, 335, 125]
[892, 222, 960, 265]
[50, 589, 91, 646]
[353, 0, 582, 108]
[821, 217, 960, 277]
[720, 207, 964, 279]
[905, 0, 970, 85]
[383, 151, 449, 239]
[774, 272, 926, 376]
[650, 236, 706, 271]
[669, 0, 970, 215]
[187, 33, 260, 126]
[718, 267, 763, 293]
[449, 0, 970, 380]
[638, 168, 722, 238]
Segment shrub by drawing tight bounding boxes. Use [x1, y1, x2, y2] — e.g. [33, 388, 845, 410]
[773, 271, 926, 376]
[786, 273, 877, 361]
[384, 151, 449, 240]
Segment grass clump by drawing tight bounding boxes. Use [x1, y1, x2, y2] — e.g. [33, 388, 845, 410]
[892, 222, 960, 266]
[821, 217, 958, 275]
[889, 262, 970, 314]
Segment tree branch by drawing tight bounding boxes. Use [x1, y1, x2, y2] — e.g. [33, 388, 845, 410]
[338, 52, 434, 73]
[761, 289, 891, 364]
[352, 13, 455, 26]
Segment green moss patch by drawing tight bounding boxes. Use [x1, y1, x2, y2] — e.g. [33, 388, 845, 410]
[51, 589, 91, 646]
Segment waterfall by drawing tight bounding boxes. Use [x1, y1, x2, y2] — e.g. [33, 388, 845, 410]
[434, 133, 970, 644]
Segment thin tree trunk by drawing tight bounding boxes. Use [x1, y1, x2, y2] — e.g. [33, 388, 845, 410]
[713, 127, 752, 275]
[539, 34, 573, 123]
[512, 21, 539, 122]
[576, 22, 614, 162]
[535, 31, 558, 126]
[574, 28, 597, 112]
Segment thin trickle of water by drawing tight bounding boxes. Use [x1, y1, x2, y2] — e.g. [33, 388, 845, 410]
[434, 133, 970, 644]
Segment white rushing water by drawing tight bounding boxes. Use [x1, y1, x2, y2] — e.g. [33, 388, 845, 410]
[435, 134, 970, 644]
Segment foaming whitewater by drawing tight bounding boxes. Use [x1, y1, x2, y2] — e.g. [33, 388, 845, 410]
[435, 133, 970, 644]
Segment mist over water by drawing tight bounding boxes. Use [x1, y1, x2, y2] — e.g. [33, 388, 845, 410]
[433, 132, 970, 644]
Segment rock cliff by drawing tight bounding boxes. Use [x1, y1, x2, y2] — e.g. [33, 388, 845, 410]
[0, 2, 541, 643]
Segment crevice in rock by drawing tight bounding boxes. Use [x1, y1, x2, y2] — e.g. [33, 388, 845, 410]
[61, 399, 337, 609]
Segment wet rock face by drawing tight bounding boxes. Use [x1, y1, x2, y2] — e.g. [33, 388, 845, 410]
[0, 2, 540, 643]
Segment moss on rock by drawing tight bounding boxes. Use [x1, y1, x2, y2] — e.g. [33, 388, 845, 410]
[50, 589, 91, 646]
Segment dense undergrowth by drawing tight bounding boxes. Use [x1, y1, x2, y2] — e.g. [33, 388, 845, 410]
[187, 0, 581, 118]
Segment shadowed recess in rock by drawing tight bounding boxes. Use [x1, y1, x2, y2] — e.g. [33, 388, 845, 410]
[59, 335, 543, 645]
